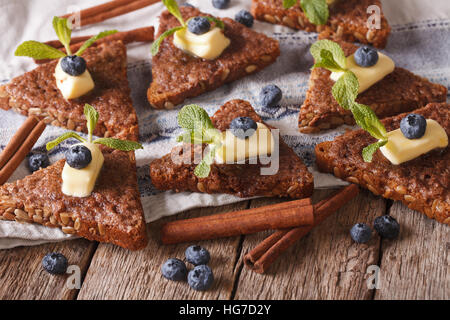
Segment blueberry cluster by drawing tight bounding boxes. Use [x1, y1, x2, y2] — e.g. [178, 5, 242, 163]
[350, 215, 400, 243]
[161, 245, 214, 291]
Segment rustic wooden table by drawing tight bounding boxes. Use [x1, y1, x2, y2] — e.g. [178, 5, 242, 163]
[0, 188, 447, 300]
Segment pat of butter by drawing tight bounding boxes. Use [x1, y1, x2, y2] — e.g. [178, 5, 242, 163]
[173, 27, 231, 60]
[215, 122, 274, 163]
[330, 52, 395, 93]
[54, 59, 95, 100]
[62, 142, 104, 197]
[380, 119, 448, 165]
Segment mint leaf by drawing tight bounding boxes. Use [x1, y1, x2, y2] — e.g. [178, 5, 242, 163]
[194, 145, 217, 178]
[46, 132, 86, 151]
[204, 16, 225, 29]
[151, 26, 184, 56]
[310, 39, 346, 70]
[362, 140, 387, 162]
[163, 0, 185, 27]
[312, 49, 346, 73]
[283, 0, 297, 9]
[53, 16, 72, 55]
[300, 0, 329, 25]
[83, 104, 99, 142]
[93, 138, 143, 151]
[350, 103, 387, 140]
[178, 104, 214, 131]
[75, 30, 117, 56]
[14, 41, 66, 59]
[332, 71, 359, 110]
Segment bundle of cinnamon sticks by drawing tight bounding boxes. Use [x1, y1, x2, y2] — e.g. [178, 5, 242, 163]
[161, 184, 359, 274]
[0, 117, 46, 185]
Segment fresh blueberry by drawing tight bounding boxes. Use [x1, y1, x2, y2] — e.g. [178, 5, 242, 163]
[28, 152, 50, 173]
[235, 10, 254, 27]
[42, 253, 68, 274]
[229, 117, 258, 139]
[188, 17, 211, 35]
[65, 145, 92, 169]
[400, 114, 427, 139]
[60, 55, 87, 76]
[161, 258, 188, 281]
[188, 265, 214, 291]
[212, 0, 230, 9]
[354, 46, 379, 67]
[374, 215, 400, 239]
[185, 245, 210, 266]
[350, 223, 372, 243]
[259, 84, 282, 108]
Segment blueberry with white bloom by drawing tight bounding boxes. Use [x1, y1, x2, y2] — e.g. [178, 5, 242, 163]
[188, 16, 211, 35]
[229, 117, 258, 139]
[235, 10, 254, 27]
[212, 0, 230, 9]
[188, 265, 214, 291]
[259, 84, 282, 108]
[65, 145, 92, 169]
[354, 46, 379, 67]
[350, 223, 372, 243]
[374, 215, 400, 239]
[185, 245, 210, 265]
[161, 258, 188, 281]
[400, 114, 427, 139]
[61, 55, 87, 76]
[28, 152, 50, 173]
[42, 253, 68, 274]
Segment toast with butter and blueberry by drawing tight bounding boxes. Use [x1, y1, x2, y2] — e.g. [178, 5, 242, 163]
[150, 99, 314, 198]
[147, 3, 280, 109]
[0, 17, 139, 142]
[0, 105, 147, 250]
[251, 0, 390, 48]
[315, 102, 449, 225]
[299, 39, 447, 133]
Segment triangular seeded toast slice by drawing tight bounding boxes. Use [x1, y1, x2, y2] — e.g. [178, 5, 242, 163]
[0, 41, 139, 141]
[147, 7, 280, 109]
[298, 41, 447, 133]
[315, 103, 449, 225]
[150, 99, 314, 198]
[251, 0, 390, 48]
[0, 148, 148, 250]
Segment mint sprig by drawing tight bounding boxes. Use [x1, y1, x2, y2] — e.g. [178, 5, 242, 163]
[177, 104, 222, 178]
[46, 104, 143, 152]
[151, 0, 225, 56]
[310, 39, 388, 162]
[15, 17, 117, 60]
[283, 0, 329, 25]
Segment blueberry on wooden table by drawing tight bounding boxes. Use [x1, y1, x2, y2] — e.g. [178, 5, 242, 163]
[185, 245, 210, 266]
[188, 17, 211, 35]
[354, 46, 379, 67]
[161, 258, 188, 281]
[400, 114, 427, 139]
[65, 145, 92, 169]
[374, 215, 400, 239]
[61, 55, 87, 76]
[188, 265, 214, 291]
[229, 116, 258, 139]
[42, 253, 68, 275]
[235, 10, 254, 27]
[28, 152, 49, 173]
[259, 84, 282, 108]
[350, 223, 372, 243]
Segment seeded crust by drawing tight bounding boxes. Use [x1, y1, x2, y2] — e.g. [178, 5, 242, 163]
[0, 148, 148, 250]
[147, 7, 280, 109]
[251, 0, 390, 48]
[298, 41, 447, 133]
[150, 99, 314, 198]
[0, 41, 139, 142]
[315, 103, 449, 225]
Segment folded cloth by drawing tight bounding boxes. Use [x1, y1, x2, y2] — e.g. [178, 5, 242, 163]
[0, 0, 449, 249]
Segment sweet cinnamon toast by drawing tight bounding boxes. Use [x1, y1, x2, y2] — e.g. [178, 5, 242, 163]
[299, 41, 447, 133]
[147, 6, 280, 109]
[0, 41, 139, 142]
[251, 0, 390, 48]
[315, 103, 449, 225]
[150, 99, 314, 198]
[0, 148, 148, 250]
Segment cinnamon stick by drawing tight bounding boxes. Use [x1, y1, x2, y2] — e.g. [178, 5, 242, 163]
[35, 26, 155, 64]
[61, 0, 161, 27]
[161, 199, 314, 244]
[0, 119, 46, 185]
[244, 184, 359, 274]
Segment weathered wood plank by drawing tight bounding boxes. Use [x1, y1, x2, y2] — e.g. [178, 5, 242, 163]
[0, 239, 96, 300]
[374, 202, 449, 300]
[233, 189, 386, 300]
[77, 201, 249, 300]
